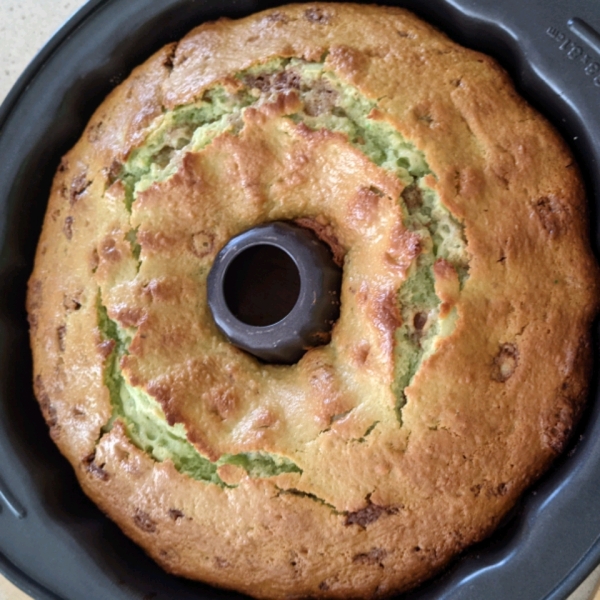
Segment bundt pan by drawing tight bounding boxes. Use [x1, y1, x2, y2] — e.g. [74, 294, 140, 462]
[1, 0, 599, 598]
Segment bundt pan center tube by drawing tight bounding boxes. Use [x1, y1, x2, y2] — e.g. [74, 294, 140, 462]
[1, 0, 600, 600]
[207, 222, 342, 364]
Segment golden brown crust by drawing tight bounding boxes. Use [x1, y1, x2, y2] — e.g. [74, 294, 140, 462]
[27, 4, 599, 599]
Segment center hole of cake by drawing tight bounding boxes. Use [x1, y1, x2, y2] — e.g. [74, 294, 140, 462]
[224, 244, 301, 327]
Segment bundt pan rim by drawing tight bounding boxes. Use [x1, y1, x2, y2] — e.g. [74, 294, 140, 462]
[1, 0, 599, 599]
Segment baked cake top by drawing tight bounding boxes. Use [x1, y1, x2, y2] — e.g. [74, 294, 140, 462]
[27, 4, 599, 598]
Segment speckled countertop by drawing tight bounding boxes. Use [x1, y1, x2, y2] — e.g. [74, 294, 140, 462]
[0, 1, 599, 599]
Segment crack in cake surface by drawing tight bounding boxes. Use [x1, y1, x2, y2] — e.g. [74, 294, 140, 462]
[98, 295, 302, 485]
[96, 57, 470, 490]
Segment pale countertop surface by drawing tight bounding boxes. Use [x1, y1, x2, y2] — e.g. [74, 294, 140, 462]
[1, 1, 599, 599]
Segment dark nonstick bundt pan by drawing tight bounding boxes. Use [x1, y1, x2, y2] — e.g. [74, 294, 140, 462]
[1, 0, 599, 598]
